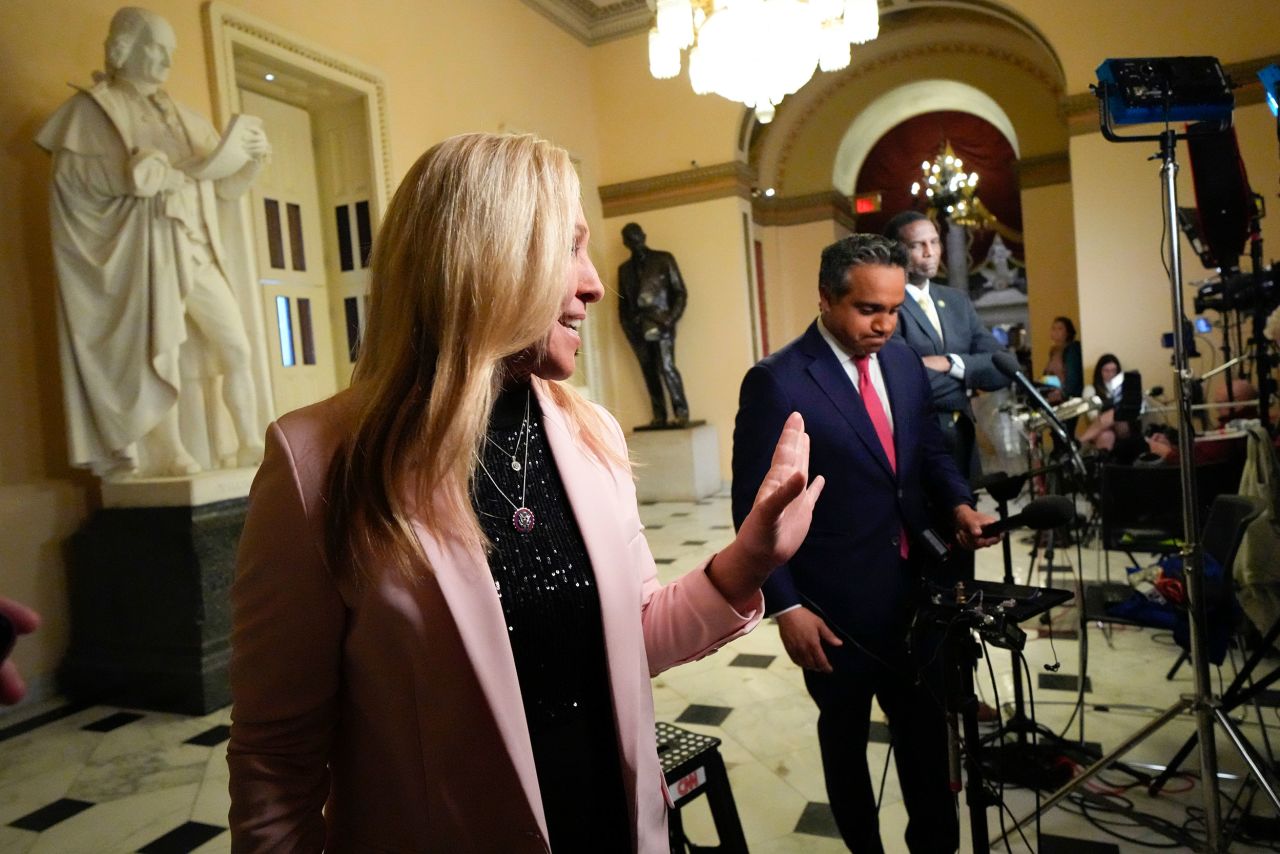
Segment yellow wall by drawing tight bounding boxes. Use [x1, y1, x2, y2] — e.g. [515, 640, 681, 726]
[1010, 0, 1280, 93]
[1021, 181, 1080, 370]
[756, 220, 850, 351]
[589, 33, 746, 185]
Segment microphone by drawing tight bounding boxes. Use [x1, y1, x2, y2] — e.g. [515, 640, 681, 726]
[972, 469, 1028, 503]
[979, 495, 1076, 538]
[993, 352, 1087, 478]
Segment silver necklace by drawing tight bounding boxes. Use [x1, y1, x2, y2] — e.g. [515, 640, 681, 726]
[479, 391, 535, 532]
[486, 392, 530, 472]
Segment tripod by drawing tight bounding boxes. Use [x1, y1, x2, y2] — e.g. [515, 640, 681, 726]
[941, 616, 996, 854]
[977, 463, 1093, 790]
[922, 579, 1073, 853]
[1006, 79, 1280, 851]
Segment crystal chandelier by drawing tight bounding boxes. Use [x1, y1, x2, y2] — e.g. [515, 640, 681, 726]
[647, 0, 880, 124]
[910, 140, 991, 227]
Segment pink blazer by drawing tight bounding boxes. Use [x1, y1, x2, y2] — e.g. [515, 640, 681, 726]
[228, 382, 762, 852]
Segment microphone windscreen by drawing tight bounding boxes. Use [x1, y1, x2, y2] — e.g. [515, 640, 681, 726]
[972, 471, 1009, 491]
[1021, 495, 1076, 530]
[992, 351, 1021, 379]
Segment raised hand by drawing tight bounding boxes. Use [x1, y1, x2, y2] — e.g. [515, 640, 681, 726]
[0, 597, 41, 705]
[706, 412, 824, 608]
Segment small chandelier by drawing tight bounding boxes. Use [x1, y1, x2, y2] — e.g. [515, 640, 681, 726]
[647, 0, 880, 124]
[910, 140, 990, 227]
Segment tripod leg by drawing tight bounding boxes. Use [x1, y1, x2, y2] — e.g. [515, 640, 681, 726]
[1214, 706, 1280, 814]
[1148, 731, 1200, 796]
[1166, 650, 1189, 681]
[1005, 698, 1190, 841]
[1152, 645, 1280, 795]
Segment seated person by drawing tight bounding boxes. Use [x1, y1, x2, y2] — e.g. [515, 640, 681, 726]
[1042, 316, 1084, 405]
[1081, 354, 1131, 453]
[1140, 424, 1246, 467]
[1212, 378, 1259, 426]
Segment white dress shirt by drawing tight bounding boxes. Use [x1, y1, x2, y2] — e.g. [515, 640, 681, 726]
[816, 316, 894, 433]
[905, 282, 966, 380]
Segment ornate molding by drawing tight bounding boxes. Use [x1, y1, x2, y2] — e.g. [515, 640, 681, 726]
[752, 192, 856, 230]
[518, 0, 651, 45]
[1016, 151, 1070, 189]
[1063, 53, 1280, 137]
[770, 40, 1064, 192]
[599, 162, 756, 218]
[204, 2, 394, 207]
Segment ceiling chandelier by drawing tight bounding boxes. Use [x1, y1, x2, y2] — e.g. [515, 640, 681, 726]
[647, 0, 880, 124]
[910, 140, 992, 228]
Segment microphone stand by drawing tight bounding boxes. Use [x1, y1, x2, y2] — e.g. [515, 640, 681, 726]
[975, 467, 1080, 783]
[981, 472, 1033, 746]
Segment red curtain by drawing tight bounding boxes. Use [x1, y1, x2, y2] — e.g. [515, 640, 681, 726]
[855, 111, 1022, 266]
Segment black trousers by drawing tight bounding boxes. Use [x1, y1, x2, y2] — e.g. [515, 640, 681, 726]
[803, 652, 959, 853]
[629, 334, 688, 423]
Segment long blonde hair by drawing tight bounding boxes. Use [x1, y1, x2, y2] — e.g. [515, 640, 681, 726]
[326, 132, 620, 583]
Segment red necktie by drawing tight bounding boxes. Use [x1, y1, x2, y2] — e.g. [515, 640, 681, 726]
[854, 355, 908, 559]
[853, 355, 896, 471]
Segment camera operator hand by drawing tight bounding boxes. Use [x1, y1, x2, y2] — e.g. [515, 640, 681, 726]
[1, 597, 41, 705]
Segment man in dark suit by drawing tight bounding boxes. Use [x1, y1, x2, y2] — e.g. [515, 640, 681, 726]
[732, 234, 998, 853]
[883, 211, 1010, 480]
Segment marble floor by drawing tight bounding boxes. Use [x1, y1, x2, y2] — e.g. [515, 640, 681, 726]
[3, 490, 1280, 852]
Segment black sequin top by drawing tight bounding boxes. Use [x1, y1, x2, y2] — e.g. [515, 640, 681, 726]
[471, 382, 630, 847]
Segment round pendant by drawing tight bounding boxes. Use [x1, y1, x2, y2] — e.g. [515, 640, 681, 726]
[510, 460, 521, 472]
[512, 506, 536, 533]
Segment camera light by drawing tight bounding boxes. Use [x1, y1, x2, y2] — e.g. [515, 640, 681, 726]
[1258, 64, 1280, 117]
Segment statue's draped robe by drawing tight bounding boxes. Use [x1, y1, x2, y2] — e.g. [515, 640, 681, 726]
[36, 81, 271, 475]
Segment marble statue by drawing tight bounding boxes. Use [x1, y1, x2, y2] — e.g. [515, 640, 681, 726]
[617, 223, 690, 427]
[975, 235, 1024, 291]
[36, 6, 273, 479]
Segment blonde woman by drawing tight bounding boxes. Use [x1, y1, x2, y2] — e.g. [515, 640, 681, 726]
[228, 133, 823, 852]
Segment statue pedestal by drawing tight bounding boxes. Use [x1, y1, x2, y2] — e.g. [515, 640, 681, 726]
[60, 470, 255, 714]
[628, 423, 721, 503]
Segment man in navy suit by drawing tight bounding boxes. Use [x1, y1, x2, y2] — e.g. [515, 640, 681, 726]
[732, 234, 998, 853]
[883, 211, 1010, 480]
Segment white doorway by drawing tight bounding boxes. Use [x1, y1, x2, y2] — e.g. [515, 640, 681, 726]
[205, 2, 391, 416]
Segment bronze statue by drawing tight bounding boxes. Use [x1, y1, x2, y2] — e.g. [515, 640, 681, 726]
[618, 223, 690, 427]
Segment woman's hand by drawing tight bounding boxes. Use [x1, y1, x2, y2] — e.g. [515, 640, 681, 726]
[707, 412, 824, 608]
[0, 597, 40, 705]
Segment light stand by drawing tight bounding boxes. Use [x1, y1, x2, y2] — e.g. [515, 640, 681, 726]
[1004, 58, 1280, 852]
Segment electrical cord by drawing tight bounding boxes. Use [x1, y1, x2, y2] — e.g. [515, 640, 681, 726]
[979, 637, 1020, 853]
[1071, 790, 1191, 848]
[1019, 647, 1045, 847]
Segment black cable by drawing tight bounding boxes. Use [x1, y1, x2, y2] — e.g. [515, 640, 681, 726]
[1072, 789, 1191, 848]
[994, 789, 1037, 853]
[1055, 559, 1085, 741]
[980, 637, 1019, 853]
[1019, 649, 1044, 849]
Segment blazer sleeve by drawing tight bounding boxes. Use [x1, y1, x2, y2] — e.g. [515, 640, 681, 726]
[227, 422, 346, 852]
[731, 362, 800, 615]
[909, 357, 975, 513]
[594, 407, 762, 676]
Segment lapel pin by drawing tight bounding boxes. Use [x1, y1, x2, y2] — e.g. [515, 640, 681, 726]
[937, 300, 946, 308]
